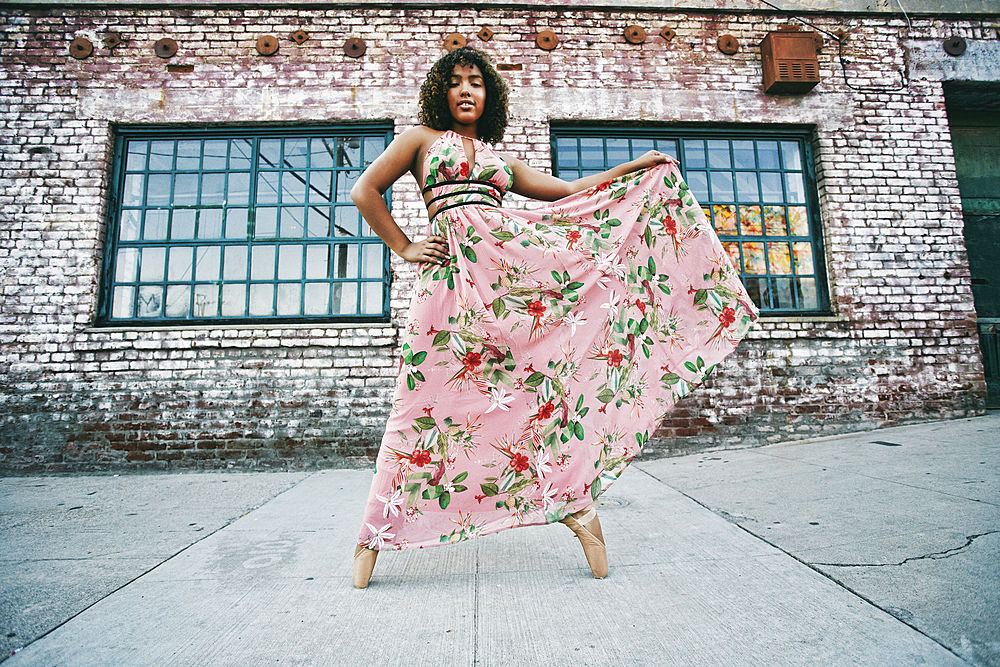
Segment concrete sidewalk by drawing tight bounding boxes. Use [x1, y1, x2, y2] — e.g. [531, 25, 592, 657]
[1, 414, 997, 666]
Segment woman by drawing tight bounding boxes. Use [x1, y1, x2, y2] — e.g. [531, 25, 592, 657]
[350, 47, 757, 588]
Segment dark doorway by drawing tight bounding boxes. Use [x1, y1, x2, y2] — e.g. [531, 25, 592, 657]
[945, 81, 1000, 408]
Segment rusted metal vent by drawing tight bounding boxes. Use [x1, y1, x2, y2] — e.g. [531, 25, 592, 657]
[760, 31, 820, 94]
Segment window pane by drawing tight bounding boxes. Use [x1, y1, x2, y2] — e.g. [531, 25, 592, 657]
[362, 244, 384, 279]
[201, 173, 225, 205]
[165, 285, 191, 318]
[258, 139, 281, 168]
[198, 209, 224, 239]
[251, 245, 276, 280]
[139, 247, 166, 282]
[249, 284, 274, 316]
[333, 282, 358, 314]
[172, 173, 199, 206]
[308, 206, 332, 237]
[333, 244, 358, 278]
[148, 141, 174, 171]
[710, 171, 734, 201]
[712, 205, 738, 235]
[793, 242, 814, 274]
[768, 242, 792, 274]
[707, 140, 731, 169]
[556, 137, 578, 168]
[228, 172, 250, 206]
[254, 208, 277, 238]
[739, 205, 763, 235]
[276, 283, 302, 316]
[781, 141, 802, 170]
[226, 208, 249, 239]
[224, 246, 248, 281]
[119, 209, 141, 241]
[306, 244, 330, 280]
[257, 172, 279, 204]
[125, 141, 148, 172]
[687, 171, 708, 201]
[115, 248, 139, 282]
[338, 137, 361, 168]
[757, 141, 780, 169]
[362, 282, 382, 314]
[606, 138, 629, 166]
[654, 139, 678, 160]
[788, 206, 809, 235]
[796, 278, 818, 309]
[122, 174, 144, 207]
[683, 140, 706, 168]
[277, 244, 303, 280]
[230, 139, 253, 170]
[764, 206, 786, 235]
[785, 172, 805, 203]
[280, 207, 305, 238]
[631, 139, 654, 157]
[112, 286, 135, 318]
[203, 140, 228, 170]
[309, 171, 333, 204]
[176, 140, 201, 170]
[281, 171, 306, 204]
[309, 137, 334, 169]
[580, 138, 604, 169]
[195, 246, 221, 281]
[760, 172, 783, 202]
[172, 210, 195, 240]
[304, 283, 331, 315]
[736, 172, 759, 202]
[221, 284, 246, 316]
[137, 286, 163, 317]
[146, 174, 172, 206]
[284, 137, 309, 170]
[193, 284, 218, 317]
[732, 140, 755, 169]
[167, 246, 193, 281]
[363, 136, 385, 167]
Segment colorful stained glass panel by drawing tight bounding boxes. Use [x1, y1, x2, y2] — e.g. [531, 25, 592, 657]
[742, 242, 766, 274]
[764, 206, 786, 235]
[793, 242, 814, 274]
[768, 242, 792, 275]
[713, 204, 738, 235]
[739, 205, 763, 235]
[788, 206, 809, 236]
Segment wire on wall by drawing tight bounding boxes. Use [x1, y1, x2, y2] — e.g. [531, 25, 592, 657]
[754, 0, 910, 93]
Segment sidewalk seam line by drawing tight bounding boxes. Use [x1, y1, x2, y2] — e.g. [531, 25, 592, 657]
[633, 466, 976, 667]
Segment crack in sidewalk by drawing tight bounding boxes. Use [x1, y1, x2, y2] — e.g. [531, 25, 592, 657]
[810, 530, 1000, 568]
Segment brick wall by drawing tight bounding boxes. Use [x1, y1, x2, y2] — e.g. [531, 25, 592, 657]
[0, 5, 990, 472]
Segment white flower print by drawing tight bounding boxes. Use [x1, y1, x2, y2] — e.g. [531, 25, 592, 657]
[486, 386, 516, 413]
[375, 487, 406, 519]
[365, 522, 395, 550]
[563, 311, 587, 336]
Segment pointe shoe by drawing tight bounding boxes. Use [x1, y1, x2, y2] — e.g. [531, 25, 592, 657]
[353, 544, 378, 588]
[560, 504, 609, 579]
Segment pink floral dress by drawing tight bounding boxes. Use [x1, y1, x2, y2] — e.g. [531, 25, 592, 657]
[357, 130, 758, 551]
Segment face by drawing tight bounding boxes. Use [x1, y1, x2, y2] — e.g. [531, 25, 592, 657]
[446, 63, 486, 131]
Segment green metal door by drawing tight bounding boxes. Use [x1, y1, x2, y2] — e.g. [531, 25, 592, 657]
[947, 99, 1000, 407]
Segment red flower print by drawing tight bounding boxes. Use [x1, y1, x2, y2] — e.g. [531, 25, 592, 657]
[527, 300, 546, 318]
[607, 349, 624, 367]
[459, 161, 470, 179]
[719, 306, 736, 329]
[663, 217, 678, 235]
[635, 299, 646, 315]
[537, 401, 555, 420]
[509, 453, 530, 473]
[462, 351, 482, 371]
[410, 450, 432, 467]
[566, 229, 581, 244]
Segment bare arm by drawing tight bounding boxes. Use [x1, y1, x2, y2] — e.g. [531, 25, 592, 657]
[350, 127, 449, 264]
[505, 150, 676, 202]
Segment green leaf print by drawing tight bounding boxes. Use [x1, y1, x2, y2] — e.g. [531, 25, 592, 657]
[480, 483, 499, 496]
[433, 330, 451, 347]
[525, 372, 545, 387]
[684, 361, 699, 373]
[412, 351, 427, 366]
[574, 421, 585, 440]
[692, 289, 708, 306]
[590, 477, 602, 500]
[454, 471, 469, 483]
[406, 374, 416, 391]
[415, 416, 437, 430]
[462, 246, 477, 262]
[439, 492, 451, 509]
[596, 388, 615, 403]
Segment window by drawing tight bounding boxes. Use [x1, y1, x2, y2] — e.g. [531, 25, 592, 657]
[100, 126, 392, 325]
[552, 127, 827, 314]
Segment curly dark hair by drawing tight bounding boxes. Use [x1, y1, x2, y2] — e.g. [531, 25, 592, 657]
[418, 46, 509, 145]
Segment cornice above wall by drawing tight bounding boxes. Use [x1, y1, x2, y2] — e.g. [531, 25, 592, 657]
[4, 0, 1000, 17]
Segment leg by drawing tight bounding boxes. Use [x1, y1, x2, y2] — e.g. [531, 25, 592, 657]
[353, 544, 378, 588]
[560, 505, 609, 578]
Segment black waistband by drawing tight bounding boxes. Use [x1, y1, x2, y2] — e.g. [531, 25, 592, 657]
[429, 200, 498, 221]
[422, 179, 504, 197]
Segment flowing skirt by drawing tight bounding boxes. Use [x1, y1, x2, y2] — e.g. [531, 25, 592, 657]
[357, 163, 758, 550]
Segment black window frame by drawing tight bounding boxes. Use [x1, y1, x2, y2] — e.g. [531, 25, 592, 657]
[551, 124, 830, 316]
[97, 124, 394, 327]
